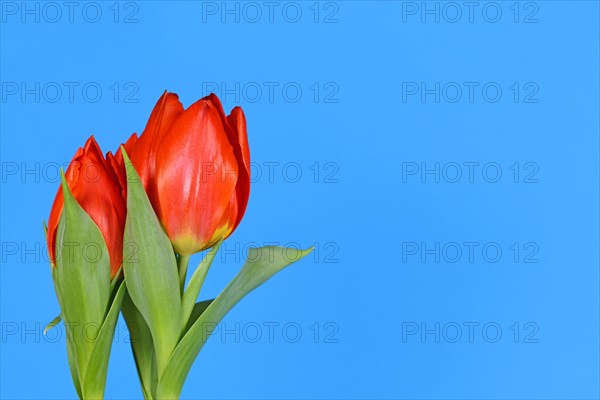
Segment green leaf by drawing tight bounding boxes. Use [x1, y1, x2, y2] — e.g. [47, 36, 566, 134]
[122, 291, 158, 400]
[121, 150, 182, 375]
[183, 299, 214, 334]
[43, 314, 62, 335]
[181, 243, 220, 328]
[82, 281, 127, 399]
[110, 265, 123, 293]
[43, 221, 53, 272]
[54, 171, 111, 386]
[52, 268, 82, 399]
[156, 246, 313, 399]
[65, 329, 83, 400]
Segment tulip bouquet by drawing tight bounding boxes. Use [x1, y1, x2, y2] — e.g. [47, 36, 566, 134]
[44, 92, 312, 399]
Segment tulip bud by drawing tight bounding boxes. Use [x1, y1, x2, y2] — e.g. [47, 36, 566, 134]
[152, 93, 250, 255]
[120, 92, 250, 255]
[47, 136, 126, 278]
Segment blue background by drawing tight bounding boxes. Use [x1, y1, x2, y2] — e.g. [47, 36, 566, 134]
[1, 1, 599, 399]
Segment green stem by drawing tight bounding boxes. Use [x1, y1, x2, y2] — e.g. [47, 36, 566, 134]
[178, 254, 191, 294]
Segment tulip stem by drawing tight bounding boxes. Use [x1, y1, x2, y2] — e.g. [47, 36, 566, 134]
[178, 254, 191, 294]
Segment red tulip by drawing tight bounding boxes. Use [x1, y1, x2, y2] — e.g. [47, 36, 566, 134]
[47, 136, 126, 278]
[118, 92, 250, 255]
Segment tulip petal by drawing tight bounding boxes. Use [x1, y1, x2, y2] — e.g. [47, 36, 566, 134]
[227, 107, 250, 176]
[226, 107, 251, 233]
[77, 139, 126, 277]
[131, 92, 184, 189]
[113, 132, 139, 167]
[205, 94, 250, 177]
[46, 146, 83, 267]
[143, 91, 184, 143]
[202, 95, 250, 235]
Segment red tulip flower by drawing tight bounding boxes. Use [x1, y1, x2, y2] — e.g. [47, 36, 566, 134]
[47, 136, 126, 278]
[119, 92, 250, 255]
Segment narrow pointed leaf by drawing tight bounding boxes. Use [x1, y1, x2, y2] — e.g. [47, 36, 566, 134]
[181, 243, 220, 327]
[121, 150, 182, 374]
[65, 331, 83, 399]
[157, 246, 313, 398]
[52, 268, 82, 399]
[183, 299, 214, 334]
[82, 281, 127, 399]
[122, 291, 158, 400]
[54, 172, 111, 382]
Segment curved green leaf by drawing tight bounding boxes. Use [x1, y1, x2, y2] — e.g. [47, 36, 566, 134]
[121, 150, 182, 375]
[122, 291, 158, 400]
[65, 330, 83, 400]
[156, 246, 313, 399]
[51, 267, 82, 399]
[183, 299, 214, 334]
[181, 243, 220, 328]
[54, 172, 111, 386]
[82, 281, 127, 399]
